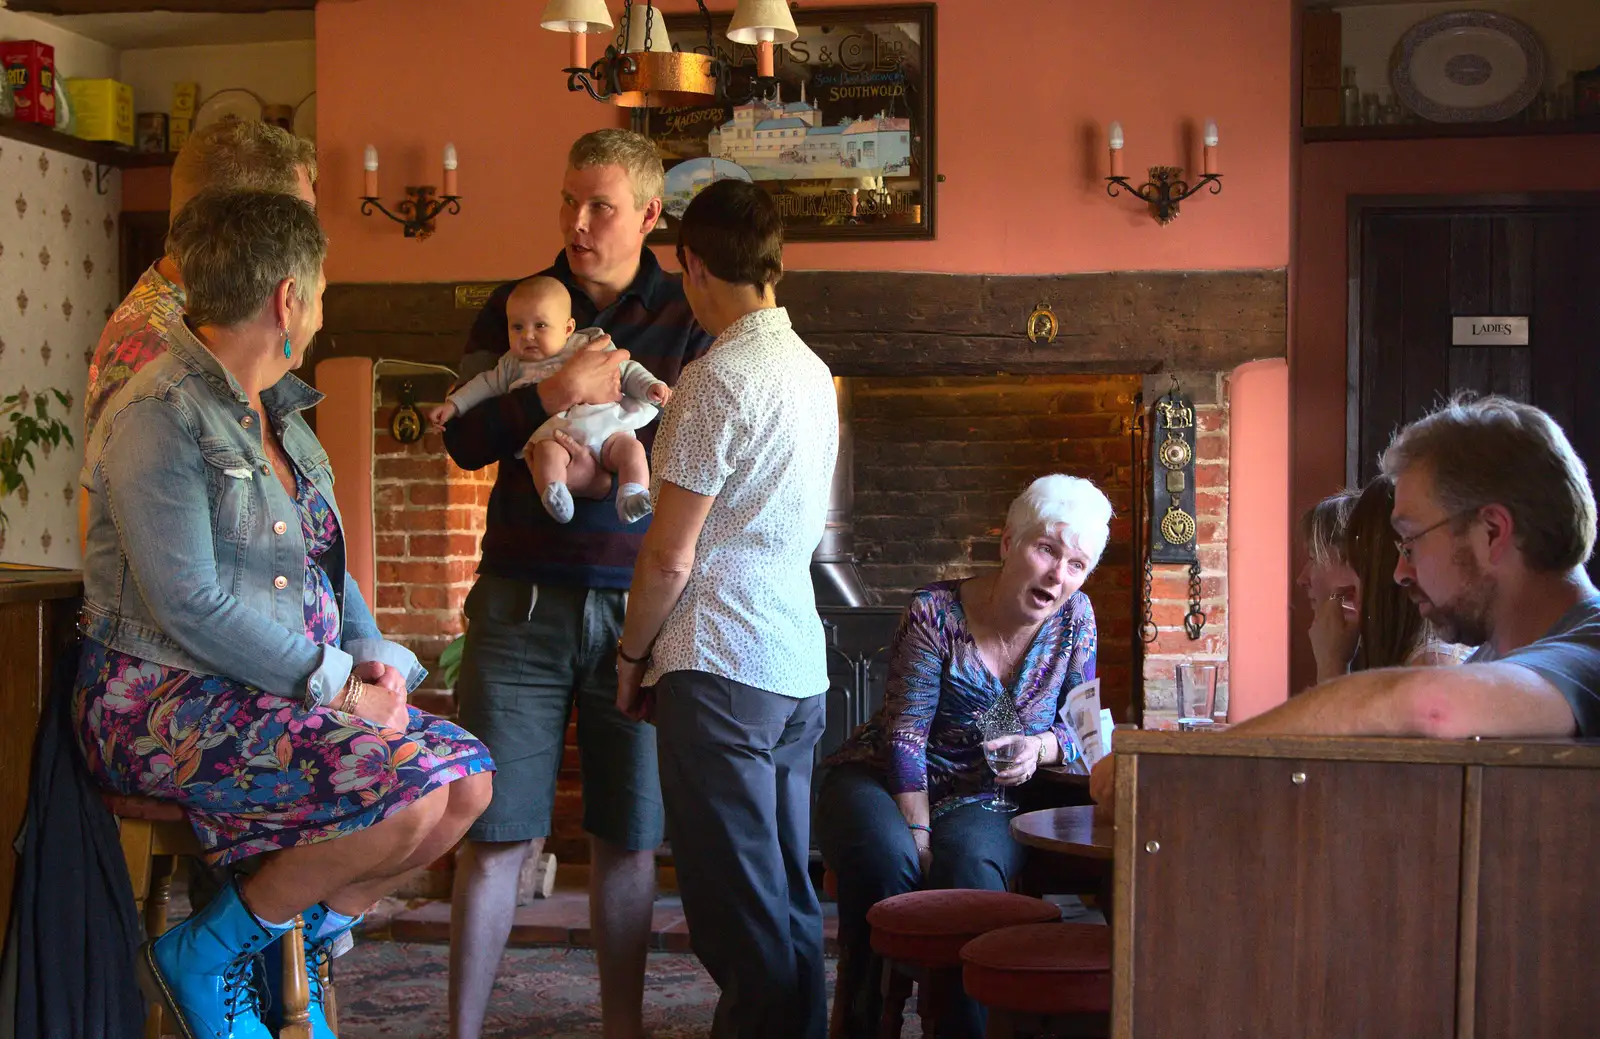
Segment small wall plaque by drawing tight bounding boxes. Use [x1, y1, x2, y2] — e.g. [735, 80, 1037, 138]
[1452, 316, 1529, 346]
[454, 283, 499, 309]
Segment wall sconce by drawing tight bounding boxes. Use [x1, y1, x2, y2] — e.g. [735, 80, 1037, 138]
[541, 0, 795, 107]
[1105, 120, 1223, 226]
[360, 143, 461, 240]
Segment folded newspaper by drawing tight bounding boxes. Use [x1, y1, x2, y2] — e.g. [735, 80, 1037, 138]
[1058, 678, 1110, 772]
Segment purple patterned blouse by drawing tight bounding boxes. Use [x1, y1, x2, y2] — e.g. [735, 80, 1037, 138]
[828, 580, 1099, 818]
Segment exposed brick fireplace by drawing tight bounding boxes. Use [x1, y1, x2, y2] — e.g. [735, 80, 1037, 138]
[322, 267, 1283, 863]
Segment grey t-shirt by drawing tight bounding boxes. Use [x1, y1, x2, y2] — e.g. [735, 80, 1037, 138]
[1469, 595, 1600, 737]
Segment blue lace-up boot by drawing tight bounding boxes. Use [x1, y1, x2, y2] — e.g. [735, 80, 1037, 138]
[137, 877, 290, 1039]
[265, 902, 363, 1039]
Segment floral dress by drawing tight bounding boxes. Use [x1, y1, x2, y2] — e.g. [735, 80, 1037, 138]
[827, 580, 1098, 819]
[74, 469, 493, 865]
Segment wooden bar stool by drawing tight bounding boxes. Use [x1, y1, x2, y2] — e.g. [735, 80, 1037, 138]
[103, 793, 328, 1039]
[959, 922, 1111, 1038]
[866, 890, 1061, 1038]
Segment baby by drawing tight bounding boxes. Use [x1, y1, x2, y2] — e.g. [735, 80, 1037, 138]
[427, 276, 670, 524]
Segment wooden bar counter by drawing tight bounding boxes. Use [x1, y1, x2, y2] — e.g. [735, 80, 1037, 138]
[0, 566, 83, 930]
[1110, 731, 1600, 1039]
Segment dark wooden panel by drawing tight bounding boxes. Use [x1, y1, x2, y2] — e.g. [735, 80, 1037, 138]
[1450, 216, 1494, 315]
[1449, 347, 1531, 402]
[8, 0, 310, 11]
[1490, 216, 1534, 315]
[1129, 754, 1462, 1039]
[1529, 214, 1581, 434]
[1401, 216, 1452, 425]
[319, 269, 1288, 377]
[0, 601, 44, 931]
[1359, 214, 1412, 482]
[1474, 766, 1600, 1038]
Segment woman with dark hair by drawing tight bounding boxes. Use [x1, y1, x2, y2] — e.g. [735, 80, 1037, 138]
[1326, 477, 1472, 674]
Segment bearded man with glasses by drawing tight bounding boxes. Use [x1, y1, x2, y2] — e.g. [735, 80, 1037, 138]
[1091, 395, 1598, 811]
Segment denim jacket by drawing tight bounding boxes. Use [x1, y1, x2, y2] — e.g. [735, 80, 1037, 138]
[79, 318, 424, 705]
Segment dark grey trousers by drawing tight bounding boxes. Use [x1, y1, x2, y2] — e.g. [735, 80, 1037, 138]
[654, 669, 827, 1039]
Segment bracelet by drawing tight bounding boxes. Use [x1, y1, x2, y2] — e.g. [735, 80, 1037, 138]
[339, 675, 366, 714]
[907, 823, 931, 834]
[616, 638, 652, 666]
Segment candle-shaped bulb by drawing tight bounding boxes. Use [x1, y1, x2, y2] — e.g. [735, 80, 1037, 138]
[363, 145, 379, 171]
[1108, 121, 1125, 178]
[1109, 121, 1124, 150]
[362, 144, 379, 198]
[1202, 119, 1218, 175]
[1203, 120, 1219, 147]
[443, 143, 459, 197]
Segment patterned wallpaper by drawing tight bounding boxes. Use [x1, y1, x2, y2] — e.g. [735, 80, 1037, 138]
[0, 139, 122, 567]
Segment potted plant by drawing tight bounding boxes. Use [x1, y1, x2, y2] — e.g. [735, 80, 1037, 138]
[0, 389, 74, 532]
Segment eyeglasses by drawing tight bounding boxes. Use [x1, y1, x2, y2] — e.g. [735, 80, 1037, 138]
[1394, 508, 1477, 563]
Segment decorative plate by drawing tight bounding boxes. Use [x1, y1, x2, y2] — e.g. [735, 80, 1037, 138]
[192, 88, 265, 133]
[1391, 11, 1545, 123]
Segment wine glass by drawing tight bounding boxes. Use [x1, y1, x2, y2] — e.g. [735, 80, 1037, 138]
[981, 712, 1024, 814]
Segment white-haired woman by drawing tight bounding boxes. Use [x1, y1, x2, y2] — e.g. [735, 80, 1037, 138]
[816, 474, 1112, 1039]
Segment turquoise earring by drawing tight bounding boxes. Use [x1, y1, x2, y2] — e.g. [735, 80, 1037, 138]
[283, 333, 293, 359]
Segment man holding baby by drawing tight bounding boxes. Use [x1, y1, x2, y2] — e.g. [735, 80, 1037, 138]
[442, 128, 711, 1039]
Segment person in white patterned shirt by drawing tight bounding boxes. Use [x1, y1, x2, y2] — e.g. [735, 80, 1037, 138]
[615, 179, 838, 1039]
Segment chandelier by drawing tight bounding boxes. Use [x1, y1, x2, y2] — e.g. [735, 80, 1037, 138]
[541, 0, 797, 107]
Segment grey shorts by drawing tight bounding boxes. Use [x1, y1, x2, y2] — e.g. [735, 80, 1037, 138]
[454, 575, 664, 849]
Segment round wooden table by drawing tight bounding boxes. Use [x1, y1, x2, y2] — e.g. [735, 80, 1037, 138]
[1010, 805, 1114, 862]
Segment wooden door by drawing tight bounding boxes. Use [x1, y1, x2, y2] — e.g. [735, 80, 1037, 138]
[1124, 754, 1464, 1038]
[118, 210, 169, 297]
[1352, 200, 1600, 515]
[1472, 766, 1600, 1037]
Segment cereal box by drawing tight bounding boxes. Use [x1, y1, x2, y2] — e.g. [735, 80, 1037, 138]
[68, 78, 135, 146]
[169, 116, 192, 153]
[1, 41, 57, 127]
[172, 82, 199, 119]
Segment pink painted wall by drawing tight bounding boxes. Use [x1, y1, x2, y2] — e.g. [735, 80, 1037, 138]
[1226, 358, 1290, 719]
[314, 357, 376, 603]
[1289, 133, 1600, 689]
[314, 0, 1291, 281]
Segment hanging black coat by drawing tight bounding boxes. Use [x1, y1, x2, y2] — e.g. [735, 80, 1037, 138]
[4, 642, 144, 1039]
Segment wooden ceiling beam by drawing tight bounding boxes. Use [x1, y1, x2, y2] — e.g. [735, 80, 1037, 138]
[6, 0, 313, 14]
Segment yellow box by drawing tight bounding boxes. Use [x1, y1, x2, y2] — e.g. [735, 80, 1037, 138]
[172, 81, 198, 119]
[67, 78, 134, 146]
[169, 116, 192, 152]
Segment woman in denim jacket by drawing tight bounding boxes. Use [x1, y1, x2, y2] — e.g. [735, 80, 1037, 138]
[75, 189, 493, 1039]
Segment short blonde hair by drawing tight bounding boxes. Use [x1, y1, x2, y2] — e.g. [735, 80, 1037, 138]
[568, 128, 664, 210]
[170, 120, 317, 218]
[1005, 475, 1114, 563]
[1300, 490, 1357, 567]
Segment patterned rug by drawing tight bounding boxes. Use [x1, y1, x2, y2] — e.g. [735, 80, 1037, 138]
[331, 942, 924, 1039]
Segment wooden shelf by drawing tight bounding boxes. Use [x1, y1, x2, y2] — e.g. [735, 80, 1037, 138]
[1304, 118, 1600, 143]
[0, 114, 173, 167]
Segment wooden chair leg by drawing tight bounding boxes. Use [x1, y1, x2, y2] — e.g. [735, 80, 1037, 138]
[878, 961, 913, 1039]
[921, 966, 960, 1038]
[322, 959, 338, 1035]
[118, 818, 155, 917]
[278, 916, 313, 1039]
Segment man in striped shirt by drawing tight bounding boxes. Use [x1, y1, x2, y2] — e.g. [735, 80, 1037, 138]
[444, 130, 712, 1039]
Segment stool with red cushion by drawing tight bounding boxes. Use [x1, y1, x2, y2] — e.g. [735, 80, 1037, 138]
[960, 922, 1111, 1038]
[866, 889, 1061, 1038]
[101, 793, 323, 1039]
